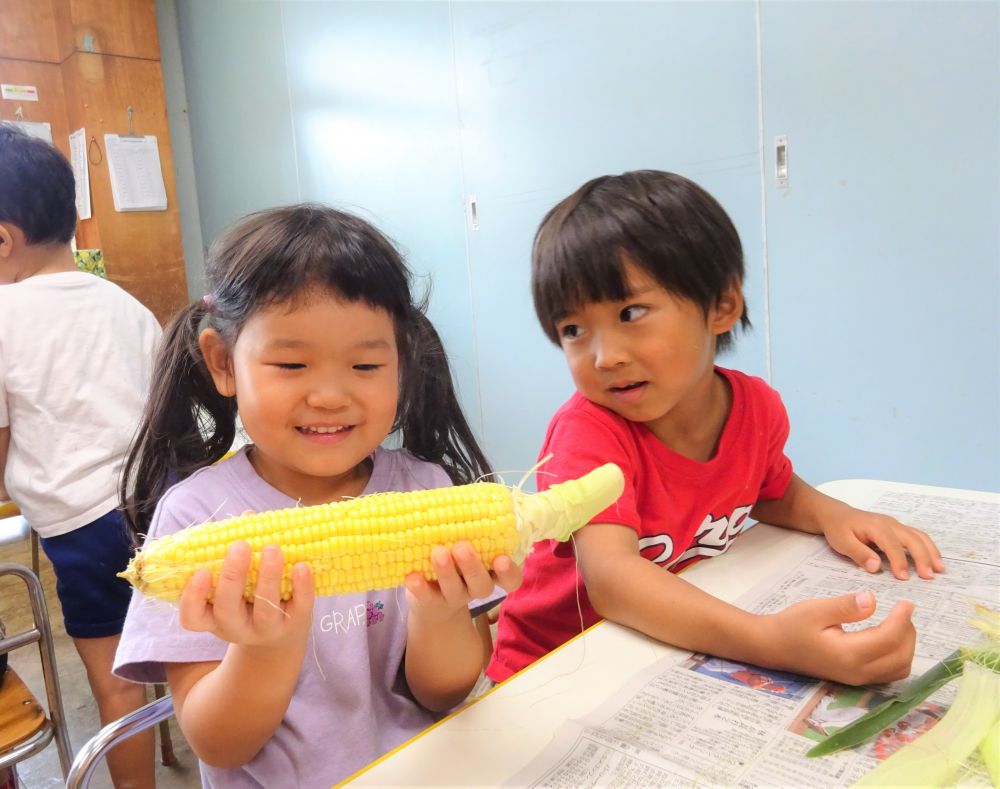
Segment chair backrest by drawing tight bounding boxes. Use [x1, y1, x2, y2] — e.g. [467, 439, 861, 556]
[66, 694, 174, 788]
[0, 563, 73, 778]
[0, 504, 40, 577]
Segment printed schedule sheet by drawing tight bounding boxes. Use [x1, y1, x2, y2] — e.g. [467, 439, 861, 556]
[505, 484, 999, 788]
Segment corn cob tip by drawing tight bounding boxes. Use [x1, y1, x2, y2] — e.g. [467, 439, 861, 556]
[118, 559, 140, 589]
[510, 462, 625, 560]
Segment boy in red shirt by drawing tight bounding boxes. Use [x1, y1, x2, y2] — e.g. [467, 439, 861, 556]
[488, 170, 943, 686]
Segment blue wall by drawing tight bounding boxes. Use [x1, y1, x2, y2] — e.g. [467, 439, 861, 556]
[451, 2, 766, 478]
[280, 3, 481, 431]
[759, 2, 999, 489]
[174, 1, 999, 491]
[176, 1, 298, 244]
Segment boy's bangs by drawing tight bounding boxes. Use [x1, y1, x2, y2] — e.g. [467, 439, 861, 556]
[541, 245, 629, 325]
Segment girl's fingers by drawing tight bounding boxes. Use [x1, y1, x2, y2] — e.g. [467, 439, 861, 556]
[178, 568, 215, 631]
[251, 545, 286, 626]
[287, 561, 315, 618]
[212, 541, 253, 617]
[451, 542, 494, 600]
[490, 554, 522, 593]
[404, 571, 434, 605]
[431, 545, 467, 603]
[411, 543, 495, 606]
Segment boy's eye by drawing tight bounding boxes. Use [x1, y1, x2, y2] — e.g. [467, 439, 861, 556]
[274, 362, 305, 370]
[620, 305, 648, 322]
[353, 364, 383, 372]
[559, 324, 582, 340]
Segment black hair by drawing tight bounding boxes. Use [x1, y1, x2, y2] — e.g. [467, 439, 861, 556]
[531, 170, 750, 352]
[121, 203, 492, 541]
[0, 125, 77, 244]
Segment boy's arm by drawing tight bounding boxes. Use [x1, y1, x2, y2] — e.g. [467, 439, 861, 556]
[0, 425, 9, 500]
[750, 474, 944, 580]
[575, 523, 916, 685]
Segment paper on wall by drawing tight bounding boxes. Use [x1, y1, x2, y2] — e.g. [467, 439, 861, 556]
[104, 134, 168, 212]
[69, 129, 92, 220]
[2, 119, 52, 144]
[1, 84, 38, 101]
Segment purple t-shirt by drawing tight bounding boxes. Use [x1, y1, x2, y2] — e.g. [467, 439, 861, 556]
[114, 446, 450, 788]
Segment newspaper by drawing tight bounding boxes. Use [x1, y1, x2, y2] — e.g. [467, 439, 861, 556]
[505, 488, 999, 788]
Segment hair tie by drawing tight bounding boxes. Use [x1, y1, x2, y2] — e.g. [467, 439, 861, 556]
[203, 293, 215, 310]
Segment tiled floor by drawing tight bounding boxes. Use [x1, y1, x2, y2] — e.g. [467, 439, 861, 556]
[0, 538, 198, 788]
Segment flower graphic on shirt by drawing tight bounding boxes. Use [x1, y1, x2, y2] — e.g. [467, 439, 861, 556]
[366, 600, 385, 627]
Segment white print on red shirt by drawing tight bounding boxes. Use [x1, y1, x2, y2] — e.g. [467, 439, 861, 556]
[637, 504, 754, 570]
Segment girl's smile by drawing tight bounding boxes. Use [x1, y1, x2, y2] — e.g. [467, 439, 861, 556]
[202, 291, 400, 504]
[297, 423, 355, 441]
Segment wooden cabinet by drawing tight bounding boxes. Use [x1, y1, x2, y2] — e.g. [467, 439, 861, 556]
[0, 0, 73, 63]
[70, 0, 161, 60]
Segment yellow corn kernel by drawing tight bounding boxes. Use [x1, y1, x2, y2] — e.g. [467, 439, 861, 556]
[120, 463, 624, 602]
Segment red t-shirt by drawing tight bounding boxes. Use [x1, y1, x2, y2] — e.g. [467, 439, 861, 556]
[487, 367, 793, 682]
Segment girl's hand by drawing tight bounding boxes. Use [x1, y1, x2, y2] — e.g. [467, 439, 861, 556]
[178, 541, 315, 650]
[822, 509, 945, 580]
[404, 543, 520, 710]
[404, 541, 522, 623]
[762, 590, 916, 685]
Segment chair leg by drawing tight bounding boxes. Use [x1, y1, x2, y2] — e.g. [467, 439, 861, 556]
[30, 531, 39, 578]
[152, 683, 176, 766]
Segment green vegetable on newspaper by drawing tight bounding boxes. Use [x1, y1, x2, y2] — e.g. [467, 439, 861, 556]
[807, 603, 1000, 788]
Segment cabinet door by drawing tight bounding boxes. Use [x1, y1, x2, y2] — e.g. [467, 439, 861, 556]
[760, 2, 999, 489]
[452, 2, 764, 474]
[280, 2, 479, 432]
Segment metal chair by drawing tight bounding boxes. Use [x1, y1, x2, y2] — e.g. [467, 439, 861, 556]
[0, 500, 177, 773]
[66, 693, 175, 789]
[0, 563, 73, 780]
[0, 503, 39, 577]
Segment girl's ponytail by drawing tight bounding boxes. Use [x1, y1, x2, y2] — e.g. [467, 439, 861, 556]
[120, 299, 236, 544]
[396, 308, 491, 486]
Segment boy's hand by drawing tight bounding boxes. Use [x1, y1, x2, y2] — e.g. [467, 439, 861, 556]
[822, 510, 944, 580]
[753, 477, 943, 580]
[404, 541, 521, 623]
[179, 541, 315, 650]
[764, 590, 916, 685]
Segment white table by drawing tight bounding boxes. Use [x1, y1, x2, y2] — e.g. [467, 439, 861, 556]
[341, 479, 997, 787]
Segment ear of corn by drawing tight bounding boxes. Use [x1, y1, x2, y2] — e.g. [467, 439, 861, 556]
[853, 659, 1000, 788]
[120, 463, 624, 601]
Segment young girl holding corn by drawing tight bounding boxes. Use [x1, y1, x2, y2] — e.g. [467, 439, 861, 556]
[113, 204, 521, 787]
